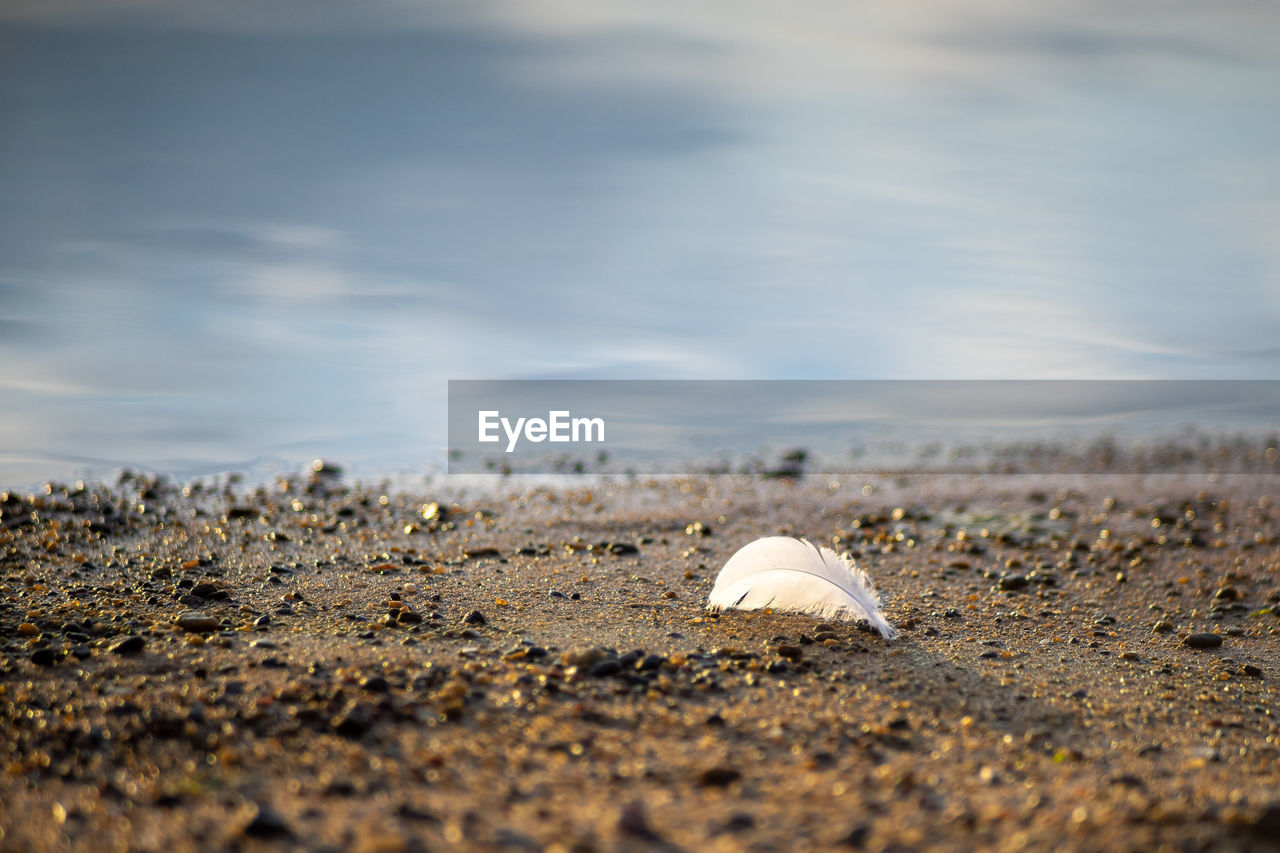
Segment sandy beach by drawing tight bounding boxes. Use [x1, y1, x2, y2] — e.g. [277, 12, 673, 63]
[2, 466, 1278, 851]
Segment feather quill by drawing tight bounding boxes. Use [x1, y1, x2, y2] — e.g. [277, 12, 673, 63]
[707, 536, 898, 639]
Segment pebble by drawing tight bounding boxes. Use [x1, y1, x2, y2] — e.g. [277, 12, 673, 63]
[462, 610, 486, 626]
[17, 622, 40, 637]
[562, 647, 608, 668]
[176, 612, 219, 633]
[637, 654, 664, 672]
[332, 704, 374, 738]
[254, 614, 271, 628]
[586, 659, 621, 678]
[617, 803, 662, 842]
[30, 647, 59, 666]
[1184, 633, 1223, 649]
[698, 766, 741, 787]
[242, 804, 293, 839]
[773, 644, 804, 662]
[1152, 621, 1173, 633]
[190, 582, 220, 599]
[108, 635, 145, 655]
[998, 574, 1029, 591]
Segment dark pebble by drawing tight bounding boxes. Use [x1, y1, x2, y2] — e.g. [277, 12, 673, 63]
[725, 813, 755, 832]
[587, 659, 621, 678]
[1184, 633, 1223, 649]
[30, 647, 59, 666]
[397, 610, 423, 625]
[1244, 664, 1263, 677]
[841, 825, 870, 848]
[361, 675, 389, 693]
[1247, 803, 1280, 837]
[243, 804, 293, 839]
[608, 542, 640, 555]
[332, 704, 373, 738]
[775, 644, 804, 661]
[698, 766, 741, 787]
[570, 592, 581, 601]
[463, 610, 486, 626]
[109, 636, 145, 655]
[548, 590, 568, 599]
[190, 582, 219, 599]
[617, 803, 662, 842]
[637, 654, 664, 672]
[254, 614, 271, 628]
[998, 574, 1029, 591]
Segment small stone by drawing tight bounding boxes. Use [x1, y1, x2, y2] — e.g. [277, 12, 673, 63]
[637, 654, 664, 672]
[254, 614, 271, 628]
[332, 704, 374, 738]
[841, 825, 870, 848]
[243, 804, 293, 839]
[17, 622, 39, 637]
[361, 675, 389, 693]
[1152, 621, 1173, 633]
[397, 610, 423, 625]
[190, 582, 220, 599]
[998, 574, 1029, 591]
[176, 612, 219, 633]
[403, 582, 417, 594]
[548, 590, 568, 599]
[1184, 632, 1223, 649]
[462, 610, 486, 626]
[562, 646, 608, 668]
[1244, 664, 1263, 678]
[617, 803, 662, 842]
[1120, 651, 1139, 661]
[698, 766, 741, 787]
[30, 647, 59, 666]
[586, 659, 621, 678]
[774, 644, 804, 662]
[109, 635, 145, 655]
[1246, 803, 1280, 837]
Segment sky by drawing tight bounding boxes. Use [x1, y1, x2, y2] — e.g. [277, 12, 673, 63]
[2, 0, 1279, 485]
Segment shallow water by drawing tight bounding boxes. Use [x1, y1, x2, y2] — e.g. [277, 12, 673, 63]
[2, 2, 1278, 487]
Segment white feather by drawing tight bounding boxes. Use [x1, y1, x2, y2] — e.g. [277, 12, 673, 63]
[707, 536, 898, 639]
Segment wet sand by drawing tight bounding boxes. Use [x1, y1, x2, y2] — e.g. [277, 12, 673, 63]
[2, 468, 1278, 851]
